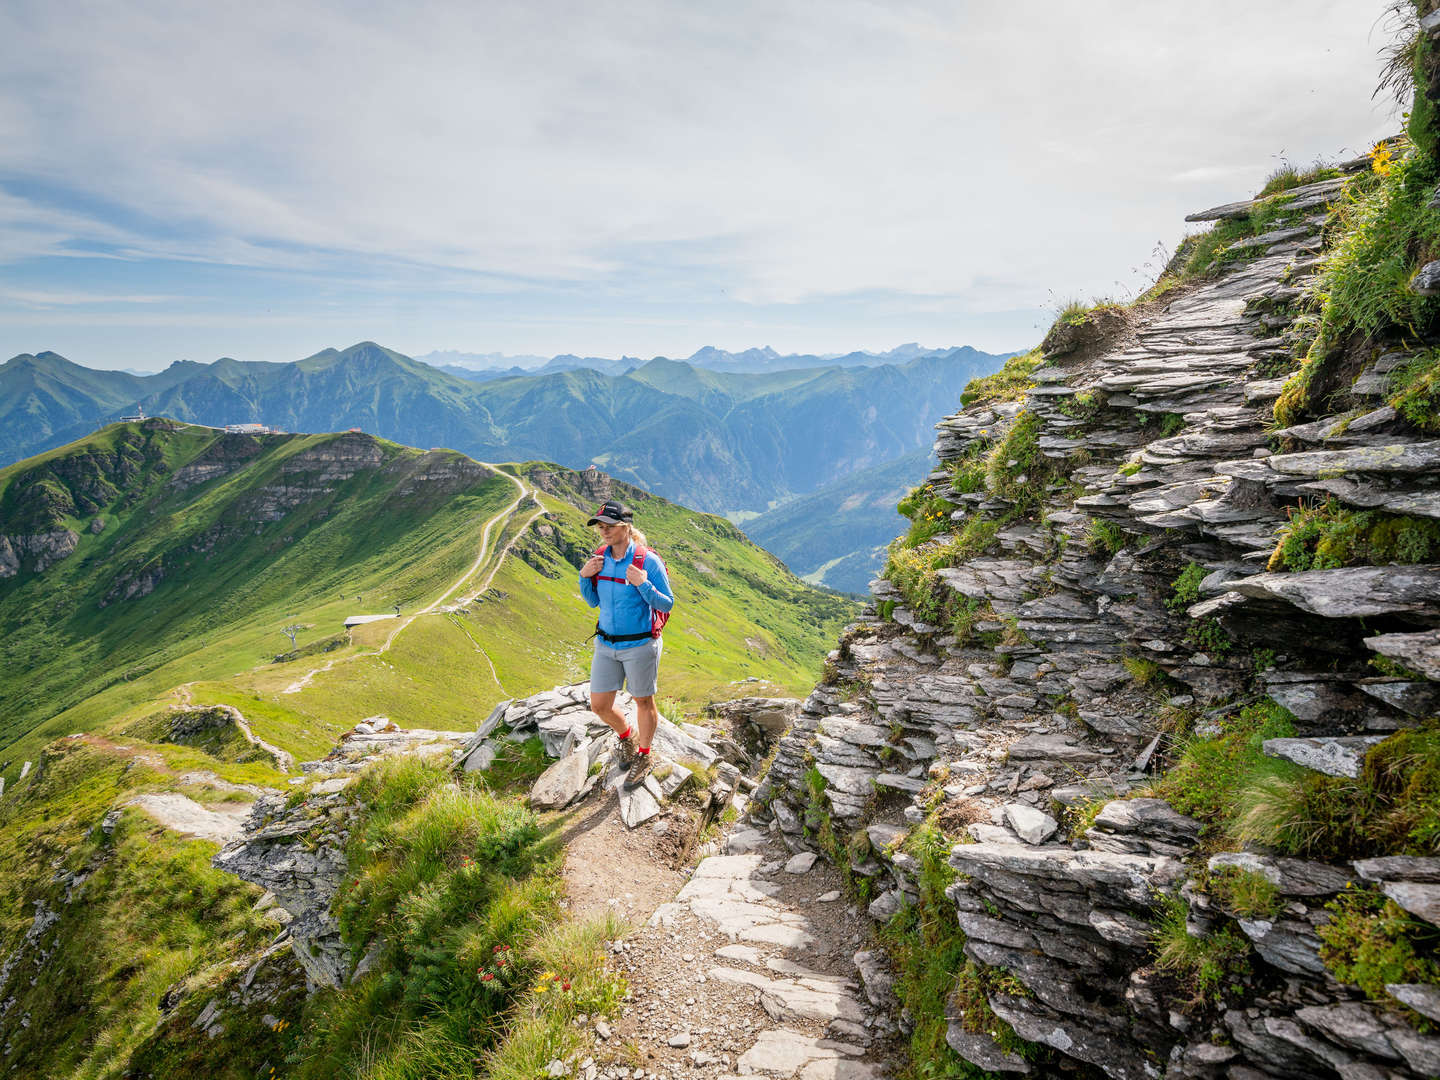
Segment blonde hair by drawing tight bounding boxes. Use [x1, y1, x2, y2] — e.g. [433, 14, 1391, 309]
[595, 522, 647, 548]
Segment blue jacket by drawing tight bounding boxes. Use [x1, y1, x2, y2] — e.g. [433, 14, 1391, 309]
[579, 541, 674, 649]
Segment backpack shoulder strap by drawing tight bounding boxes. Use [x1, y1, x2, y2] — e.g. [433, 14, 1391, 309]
[594, 544, 607, 557]
[631, 544, 648, 568]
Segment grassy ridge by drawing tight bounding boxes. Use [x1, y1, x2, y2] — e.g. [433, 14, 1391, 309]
[0, 423, 519, 771]
[0, 427, 856, 786]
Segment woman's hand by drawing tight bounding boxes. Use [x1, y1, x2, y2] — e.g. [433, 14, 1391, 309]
[625, 564, 648, 586]
[581, 555, 604, 578]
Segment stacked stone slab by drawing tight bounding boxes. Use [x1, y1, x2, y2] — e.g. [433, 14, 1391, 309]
[751, 171, 1440, 1079]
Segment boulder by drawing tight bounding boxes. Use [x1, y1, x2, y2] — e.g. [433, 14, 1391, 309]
[529, 747, 590, 810]
[1261, 736, 1385, 778]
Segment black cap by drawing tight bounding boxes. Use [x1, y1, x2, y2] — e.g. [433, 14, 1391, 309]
[586, 499, 633, 526]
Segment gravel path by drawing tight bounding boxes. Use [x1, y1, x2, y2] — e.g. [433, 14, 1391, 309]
[580, 829, 898, 1080]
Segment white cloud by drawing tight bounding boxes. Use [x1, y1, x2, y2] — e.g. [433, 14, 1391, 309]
[2, 289, 184, 306]
[0, 0, 1401, 326]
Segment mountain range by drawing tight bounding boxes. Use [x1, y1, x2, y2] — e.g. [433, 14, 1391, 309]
[415, 341, 976, 379]
[0, 343, 1009, 521]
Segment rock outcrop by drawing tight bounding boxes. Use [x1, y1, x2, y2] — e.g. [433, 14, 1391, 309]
[751, 170, 1440, 1079]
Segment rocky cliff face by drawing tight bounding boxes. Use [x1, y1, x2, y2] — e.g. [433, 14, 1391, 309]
[751, 167, 1440, 1079]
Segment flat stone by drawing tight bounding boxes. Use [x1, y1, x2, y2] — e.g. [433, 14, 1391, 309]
[1365, 629, 1440, 681]
[735, 1028, 863, 1076]
[1382, 882, 1440, 926]
[852, 950, 897, 1010]
[969, 823, 1020, 844]
[817, 890, 842, 903]
[1220, 566, 1440, 619]
[727, 827, 768, 855]
[1006, 734, 1102, 763]
[1354, 856, 1440, 883]
[1208, 851, 1354, 896]
[715, 943, 765, 965]
[617, 774, 665, 828]
[667, 1031, 691, 1049]
[785, 851, 819, 874]
[1266, 440, 1440, 477]
[1003, 803, 1058, 845]
[1089, 798, 1201, 845]
[1387, 983, 1440, 1022]
[945, 1023, 1032, 1074]
[867, 888, 906, 921]
[1262, 736, 1385, 778]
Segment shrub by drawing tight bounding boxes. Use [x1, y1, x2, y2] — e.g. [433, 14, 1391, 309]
[1086, 518, 1126, 556]
[878, 827, 1043, 1077]
[1234, 722, 1440, 858]
[1151, 897, 1252, 1008]
[1319, 145, 1440, 343]
[1258, 163, 1342, 197]
[1182, 194, 1295, 279]
[1157, 699, 1300, 844]
[960, 348, 1042, 408]
[1267, 498, 1440, 571]
[1167, 563, 1208, 610]
[1390, 345, 1440, 431]
[984, 412, 1060, 509]
[1318, 886, 1440, 1022]
[1122, 655, 1163, 687]
[296, 757, 568, 1079]
[897, 484, 956, 549]
[1274, 145, 1440, 427]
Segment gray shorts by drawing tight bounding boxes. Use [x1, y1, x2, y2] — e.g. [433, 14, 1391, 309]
[590, 637, 663, 697]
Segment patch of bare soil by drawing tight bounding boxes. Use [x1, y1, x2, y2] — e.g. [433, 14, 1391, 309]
[555, 788, 690, 923]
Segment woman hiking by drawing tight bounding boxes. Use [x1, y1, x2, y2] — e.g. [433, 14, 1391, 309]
[578, 499, 674, 789]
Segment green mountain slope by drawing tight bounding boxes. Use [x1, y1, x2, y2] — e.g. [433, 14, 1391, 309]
[0, 420, 856, 779]
[0, 343, 1007, 517]
[742, 450, 928, 593]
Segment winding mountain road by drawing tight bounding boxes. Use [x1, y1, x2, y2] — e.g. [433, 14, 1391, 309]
[283, 464, 541, 694]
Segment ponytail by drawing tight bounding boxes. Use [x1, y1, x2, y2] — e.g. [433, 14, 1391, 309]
[629, 527, 648, 548]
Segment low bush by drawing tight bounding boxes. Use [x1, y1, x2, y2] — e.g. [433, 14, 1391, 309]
[1258, 163, 1342, 197]
[1157, 699, 1300, 844]
[1151, 897, 1252, 1008]
[984, 412, 1062, 510]
[294, 756, 590, 1080]
[1318, 887, 1440, 1023]
[1086, 518, 1126, 556]
[1236, 722, 1440, 858]
[1268, 498, 1440, 571]
[960, 348, 1042, 408]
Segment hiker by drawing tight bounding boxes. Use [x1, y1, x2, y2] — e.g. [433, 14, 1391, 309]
[578, 499, 674, 788]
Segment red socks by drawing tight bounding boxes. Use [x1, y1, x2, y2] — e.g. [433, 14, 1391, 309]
[618, 726, 648, 752]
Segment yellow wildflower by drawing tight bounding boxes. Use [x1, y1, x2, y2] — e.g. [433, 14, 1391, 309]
[1371, 142, 1394, 176]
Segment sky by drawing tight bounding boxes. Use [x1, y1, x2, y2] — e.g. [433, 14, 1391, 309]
[0, 0, 1403, 371]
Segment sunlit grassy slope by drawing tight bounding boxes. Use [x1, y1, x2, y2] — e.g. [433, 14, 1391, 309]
[0, 423, 856, 785]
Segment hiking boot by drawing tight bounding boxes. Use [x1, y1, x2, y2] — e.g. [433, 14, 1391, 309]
[615, 733, 638, 771]
[623, 751, 652, 790]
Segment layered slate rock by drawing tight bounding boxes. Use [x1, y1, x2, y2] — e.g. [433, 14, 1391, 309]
[748, 167, 1440, 1080]
[452, 683, 726, 827]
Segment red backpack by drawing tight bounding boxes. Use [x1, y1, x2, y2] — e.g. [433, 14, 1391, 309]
[592, 544, 670, 638]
